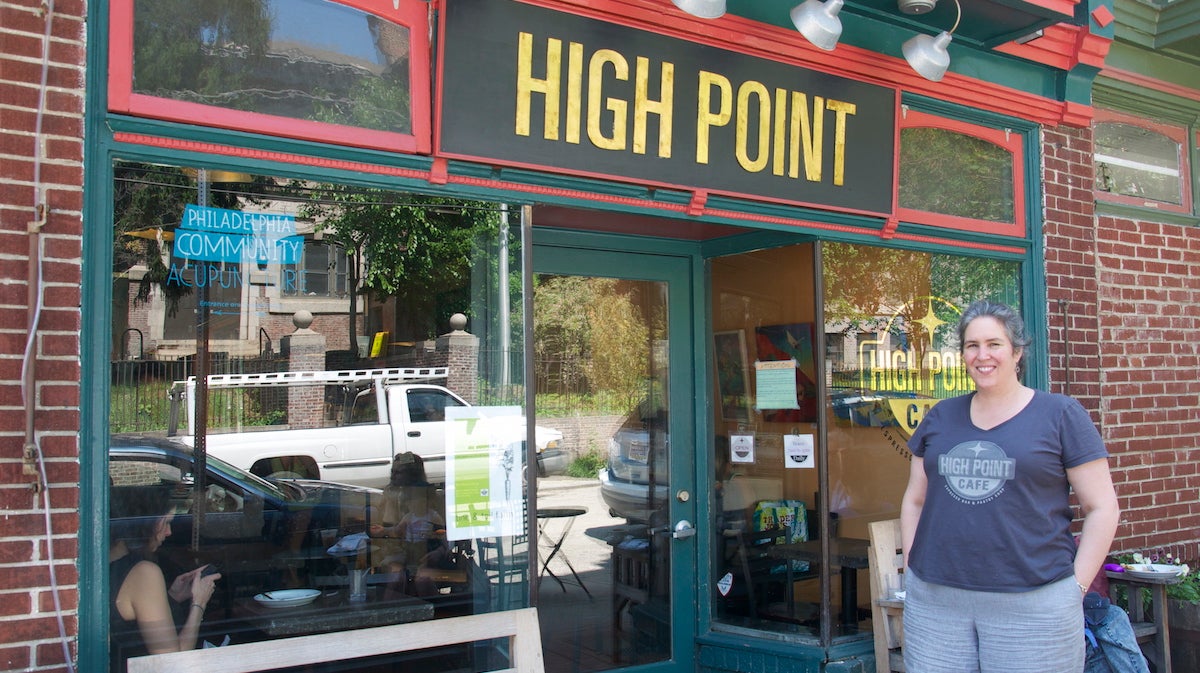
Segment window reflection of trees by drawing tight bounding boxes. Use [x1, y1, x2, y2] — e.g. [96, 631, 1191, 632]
[899, 127, 1014, 223]
[132, 0, 413, 134]
[822, 242, 1020, 394]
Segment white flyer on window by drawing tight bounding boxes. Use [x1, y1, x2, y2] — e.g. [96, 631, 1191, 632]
[785, 433, 814, 468]
[444, 405, 525, 540]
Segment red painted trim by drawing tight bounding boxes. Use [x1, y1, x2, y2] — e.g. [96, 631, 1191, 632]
[113, 132, 431, 179]
[994, 24, 1110, 73]
[116, 130, 1024, 254]
[1090, 5, 1114, 28]
[1060, 101, 1095, 128]
[688, 190, 708, 217]
[895, 109, 1026, 237]
[108, 0, 432, 154]
[107, 0, 133, 111]
[1019, 0, 1079, 17]
[1100, 66, 1200, 105]
[429, 157, 449, 185]
[890, 97, 903, 229]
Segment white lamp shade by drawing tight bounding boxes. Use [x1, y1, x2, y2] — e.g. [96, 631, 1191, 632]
[671, 0, 726, 19]
[791, 0, 844, 51]
[902, 31, 953, 81]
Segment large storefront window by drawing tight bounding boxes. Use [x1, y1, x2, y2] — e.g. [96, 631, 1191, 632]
[708, 241, 1020, 640]
[109, 161, 528, 671]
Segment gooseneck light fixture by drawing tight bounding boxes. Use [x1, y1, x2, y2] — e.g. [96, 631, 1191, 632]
[671, 0, 726, 19]
[901, 0, 960, 81]
[790, 0, 845, 52]
[669, 0, 966, 84]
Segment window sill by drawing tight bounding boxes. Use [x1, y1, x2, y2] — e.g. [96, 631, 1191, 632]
[1095, 200, 1200, 227]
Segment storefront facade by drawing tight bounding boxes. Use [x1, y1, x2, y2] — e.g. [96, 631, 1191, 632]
[2, 0, 1197, 672]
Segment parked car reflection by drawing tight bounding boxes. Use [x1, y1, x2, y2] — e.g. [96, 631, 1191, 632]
[109, 435, 381, 603]
[598, 423, 668, 524]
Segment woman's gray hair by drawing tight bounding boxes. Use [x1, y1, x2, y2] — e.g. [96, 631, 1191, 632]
[957, 300, 1032, 376]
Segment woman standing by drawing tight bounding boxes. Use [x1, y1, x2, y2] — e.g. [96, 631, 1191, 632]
[901, 300, 1119, 673]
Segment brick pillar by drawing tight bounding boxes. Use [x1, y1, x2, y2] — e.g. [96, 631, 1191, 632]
[281, 310, 325, 429]
[438, 313, 479, 403]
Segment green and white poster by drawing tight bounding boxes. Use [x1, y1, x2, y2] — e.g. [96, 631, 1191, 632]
[444, 406, 525, 541]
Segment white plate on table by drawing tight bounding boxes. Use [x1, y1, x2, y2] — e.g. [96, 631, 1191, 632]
[253, 588, 321, 609]
[1123, 564, 1186, 581]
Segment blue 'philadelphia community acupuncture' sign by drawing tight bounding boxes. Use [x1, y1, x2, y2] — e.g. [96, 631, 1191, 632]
[438, 0, 897, 215]
[175, 204, 303, 264]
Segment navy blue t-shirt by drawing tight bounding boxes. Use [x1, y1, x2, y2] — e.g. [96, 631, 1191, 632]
[906, 390, 1108, 592]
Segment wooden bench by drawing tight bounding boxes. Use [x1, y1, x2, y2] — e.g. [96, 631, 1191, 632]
[127, 607, 544, 673]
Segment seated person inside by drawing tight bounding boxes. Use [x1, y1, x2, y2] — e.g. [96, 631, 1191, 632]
[110, 485, 221, 670]
[369, 452, 454, 597]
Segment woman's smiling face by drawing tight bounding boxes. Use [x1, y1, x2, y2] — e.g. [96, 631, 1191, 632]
[962, 315, 1022, 390]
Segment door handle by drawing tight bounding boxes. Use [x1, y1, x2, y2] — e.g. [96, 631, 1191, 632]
[672, 520, 696, 539]
[407, 431, 420, 437]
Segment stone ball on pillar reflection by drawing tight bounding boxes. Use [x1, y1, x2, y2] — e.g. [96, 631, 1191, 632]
[449, 313, 467, 332]
[293, 310, 314, 330]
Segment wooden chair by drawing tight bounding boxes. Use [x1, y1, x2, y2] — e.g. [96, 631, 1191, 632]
[868, 519, 905, 673]
[477, 535, 530, 609]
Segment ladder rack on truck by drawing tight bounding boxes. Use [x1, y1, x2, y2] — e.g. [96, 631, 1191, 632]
[167, 367, 449, 436]
[172, 367, 449, 391]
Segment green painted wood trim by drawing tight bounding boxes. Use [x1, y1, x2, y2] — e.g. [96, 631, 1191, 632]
[80, 3, 115, 671]
[1101, 42, 1200, 97]
[1114, 0, 1200, 49]
[1096, 46, 1200, 125]
[1096, 201, 1200, 227]
[1157, 0, 1200, 43]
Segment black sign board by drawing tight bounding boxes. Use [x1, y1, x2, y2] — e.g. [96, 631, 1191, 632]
[438, 0, 897, 215]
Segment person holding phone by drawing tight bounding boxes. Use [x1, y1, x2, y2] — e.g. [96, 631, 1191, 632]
[110, 485, 222, 670]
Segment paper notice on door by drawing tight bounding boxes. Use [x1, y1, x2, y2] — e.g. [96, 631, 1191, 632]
[784, 433, 814, 469]
[730, 433, 755, 464]
[754, 359, 800, 410]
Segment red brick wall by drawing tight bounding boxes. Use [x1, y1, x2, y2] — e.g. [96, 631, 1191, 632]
[1, 0, 86, 670]
[1044, 125, 1200, 561]
[1094, 214, 1200, 558]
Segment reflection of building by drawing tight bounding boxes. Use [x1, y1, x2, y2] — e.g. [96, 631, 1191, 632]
[113, 197, 363, 360]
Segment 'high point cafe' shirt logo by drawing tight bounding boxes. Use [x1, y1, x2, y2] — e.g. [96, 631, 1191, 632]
[938, 441, 1015, 503]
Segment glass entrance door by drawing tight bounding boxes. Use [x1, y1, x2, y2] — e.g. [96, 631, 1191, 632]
[532, 244, 696, 673]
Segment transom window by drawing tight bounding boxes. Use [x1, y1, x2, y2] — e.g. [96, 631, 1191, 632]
[897, 109, 1025, 238]
[108, 0, 431, 152]
[1093, 109, 1192, 215]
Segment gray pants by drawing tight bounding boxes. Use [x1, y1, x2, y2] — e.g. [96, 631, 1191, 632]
[903, 569, 1084, 673]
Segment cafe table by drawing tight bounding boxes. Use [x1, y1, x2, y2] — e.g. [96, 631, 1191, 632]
[536, 507, 592, 597]
[768, 537, 871, 626]
[232, 587, 434, 638]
